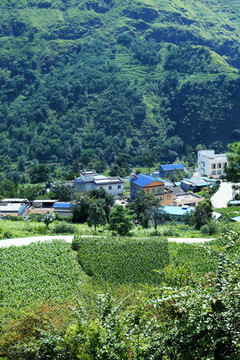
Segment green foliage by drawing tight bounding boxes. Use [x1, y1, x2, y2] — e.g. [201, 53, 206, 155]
[186, 199, 213, 229]
[87, 199, 107, 231]
[42, 211, 54, 228]
[0, 0, 240, 177]
[127, 189, 161, 227]
[152, 205, 170, 229]
[89, 188, 115, 222]
[225, 141, 240, 181]
[51, 182, 75, 202]
[74, 236, 169, 284]
[200, 221, 219, 235]
[72, 193, 91, 224]
[173, 242, 219, 275]
[29, 164, 50, 184]
[109, 205, 134, 235]
[50, 221, 75, 234]
[0, 241, 81, 313]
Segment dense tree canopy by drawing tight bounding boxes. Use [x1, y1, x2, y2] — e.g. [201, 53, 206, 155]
[0, 0, 240, 180]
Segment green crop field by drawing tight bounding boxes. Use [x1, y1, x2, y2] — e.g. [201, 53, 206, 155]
[73, 236, 170, 284]
[0, 240, 81, 323]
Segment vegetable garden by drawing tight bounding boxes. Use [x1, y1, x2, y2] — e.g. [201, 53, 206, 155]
[0, 240, 81, 323]
[73, 236, 170, 284]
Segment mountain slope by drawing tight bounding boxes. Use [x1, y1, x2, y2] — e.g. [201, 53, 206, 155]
[0, 0, 240, 178]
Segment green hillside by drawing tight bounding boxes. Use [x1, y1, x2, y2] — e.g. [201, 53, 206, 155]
[1, 0, 240, 178]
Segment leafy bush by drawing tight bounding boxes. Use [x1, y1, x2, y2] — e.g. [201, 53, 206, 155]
[159, 227, 180, 237]
[2, 215, 23, 221]
[50, 221, 75, 234]
[200, 221, 219, 235]
[174, 243, 219, 275]
[28, 213, 44, 222]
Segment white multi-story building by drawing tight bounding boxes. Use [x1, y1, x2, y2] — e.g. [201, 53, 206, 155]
[198, 150, 228, 178]
[73, 169, 124, 197]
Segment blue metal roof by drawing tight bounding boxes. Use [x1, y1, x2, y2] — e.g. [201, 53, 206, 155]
[130, 174, 165, 187]
[74, 178, 85, 183]
[160, 164, 184, 171]
[53, 203, 71, 208]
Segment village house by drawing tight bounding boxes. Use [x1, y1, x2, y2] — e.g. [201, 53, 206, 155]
[198, 150, 228, 178]
[163, 205, 194, 222]
[0, 199, 29, 218]
[29, 200, 56, 215]
[173, 192, 204, 207]
[129, 173, 174, 206]
[52, 202, 73, 217]
[73, 169, 124, 197]
[159, 163, 185, 178]
[180, 177, 213, 193]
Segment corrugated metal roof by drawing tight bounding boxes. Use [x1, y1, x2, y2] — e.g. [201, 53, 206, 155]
[181, 178, 209, 187]
[229, 200, 240, 205]
[53, 203, 71, 208]
[231, 216, 240, 222]
[164, 205, 194, 216]
[74, 178, 85, 183]
[130, 174, 164, 187]
[160, 164, 185, 171]
[0, 203, 25, 212]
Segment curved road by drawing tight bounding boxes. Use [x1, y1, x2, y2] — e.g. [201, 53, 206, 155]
[0, 235, 214, 248]
[211, 181, 234, 208]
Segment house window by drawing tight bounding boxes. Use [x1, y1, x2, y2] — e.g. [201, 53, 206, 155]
[224, 162, 227, 167]
[211, 164, 216, 169]
[218, 163, 221, 168]
[118, 185, 121, 189]
[217, 170, 222, 175]
[212, 170, 216, 175]
[152, 187, 164, 195]
[108, 186, 112, 190]
[167, 195, 171, 200]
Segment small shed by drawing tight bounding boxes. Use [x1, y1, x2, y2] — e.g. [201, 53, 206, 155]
[53, 202, 73, 217]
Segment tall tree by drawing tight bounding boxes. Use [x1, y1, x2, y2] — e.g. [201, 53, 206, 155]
[89, 188, 114, 222]
[87, 199, 107, 231]
[109, 205, 134, 235]
[127, 190, 161, 227]
[225, 142, 240, 182]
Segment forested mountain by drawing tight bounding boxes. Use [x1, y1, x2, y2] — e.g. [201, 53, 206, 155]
[1, 0, 240, 179]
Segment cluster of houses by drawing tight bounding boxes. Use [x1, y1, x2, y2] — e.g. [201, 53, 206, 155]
[0, 199, 73, 219]
[0, 150, 229, 222]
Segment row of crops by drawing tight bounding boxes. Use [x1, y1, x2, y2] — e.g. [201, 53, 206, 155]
[72, 236, 221, 285]
[0, 240, 81, 316]
[73, 236, 170, 284]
